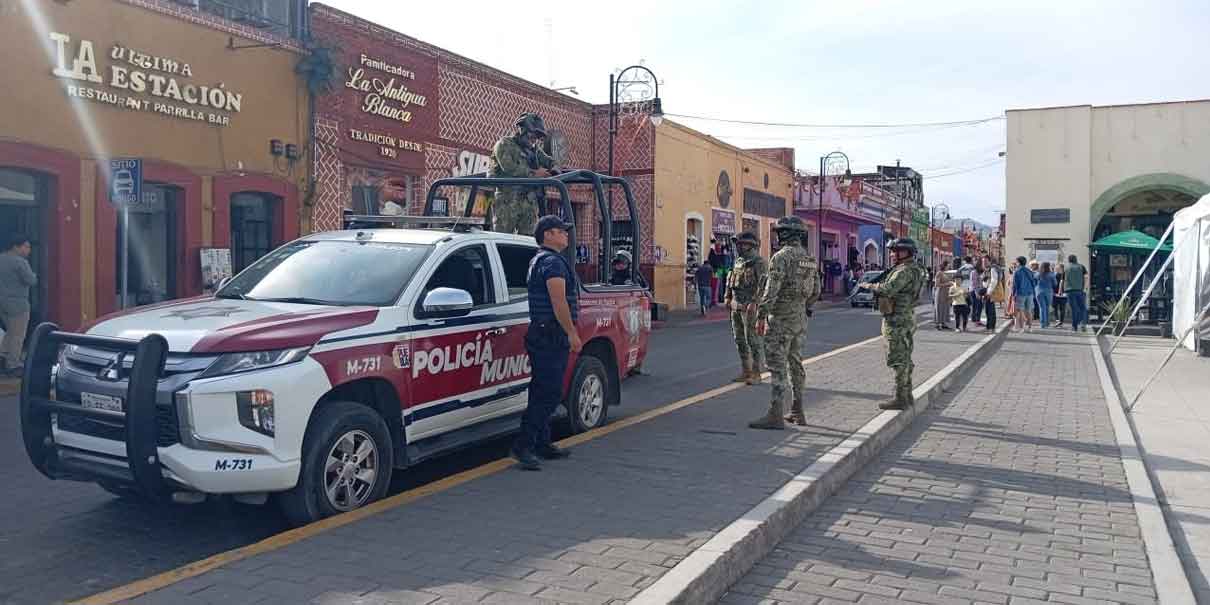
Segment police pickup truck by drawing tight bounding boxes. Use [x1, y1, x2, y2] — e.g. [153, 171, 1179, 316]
[20, 171, 650, 524]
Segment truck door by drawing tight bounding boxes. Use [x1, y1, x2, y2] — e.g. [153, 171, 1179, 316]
[404, 242, 528, 441]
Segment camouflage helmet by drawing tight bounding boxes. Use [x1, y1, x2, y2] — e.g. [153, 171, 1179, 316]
[888, 237, 918, 256]
[772, 215, 808, 235]
[733, 231, 759, 247]
[515, 112, 548, 137]
[612, 249, 632, 263]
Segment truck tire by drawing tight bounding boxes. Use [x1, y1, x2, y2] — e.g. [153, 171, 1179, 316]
[566, 355, 609, 434]
[277, 401, 394, 526]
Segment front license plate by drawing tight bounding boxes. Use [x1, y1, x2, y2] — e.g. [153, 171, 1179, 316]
[80, 392, 124, 413]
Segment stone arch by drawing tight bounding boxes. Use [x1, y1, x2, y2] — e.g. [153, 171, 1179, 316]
[1090, 173, 1210, 236]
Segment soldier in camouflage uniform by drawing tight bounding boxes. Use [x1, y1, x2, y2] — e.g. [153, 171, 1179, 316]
[489, 112, 558, 235]
[750, 216, 821, 430]
[723, 231, 768, 385]
[861, 237, 928, 410]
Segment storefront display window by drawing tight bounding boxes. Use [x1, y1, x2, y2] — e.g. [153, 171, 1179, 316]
[0, 167, 48, 320]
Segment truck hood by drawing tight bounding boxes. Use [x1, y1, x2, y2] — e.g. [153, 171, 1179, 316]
[87, 297, 379, 353]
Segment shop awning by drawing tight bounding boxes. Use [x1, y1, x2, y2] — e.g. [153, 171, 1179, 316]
[1090, 230, 1173, 252]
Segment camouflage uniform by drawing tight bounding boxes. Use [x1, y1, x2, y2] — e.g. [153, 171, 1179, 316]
[750, 220, 820, 430]
[724, 247, 768, 384]
[871, 254, 927, 409]
[489, 134, 554, 236]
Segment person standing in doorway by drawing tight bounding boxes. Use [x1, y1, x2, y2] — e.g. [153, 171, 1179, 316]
[1064, 255, 1089, 332]
[724, 231, 768, 385]
[1036, 262, 1057, 328]
[511, 216, 579, 471]
[694, 261, 714, 316]
[0, 234, 36, 376]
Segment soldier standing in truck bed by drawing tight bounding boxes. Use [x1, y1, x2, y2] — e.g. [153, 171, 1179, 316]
[489, 112, 558, 236]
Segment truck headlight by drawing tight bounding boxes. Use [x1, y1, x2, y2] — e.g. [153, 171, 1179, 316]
[237, 389, 275, 437]
[198, 347, 310, 379]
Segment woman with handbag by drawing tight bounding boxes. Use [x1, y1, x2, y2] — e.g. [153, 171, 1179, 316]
[982, 255, 1003, 331]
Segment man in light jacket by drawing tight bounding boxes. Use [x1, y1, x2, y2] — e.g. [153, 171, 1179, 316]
[0, 233, 37, 375]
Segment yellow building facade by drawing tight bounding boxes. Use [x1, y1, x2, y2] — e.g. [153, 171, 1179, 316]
[651, 122, 794, 310]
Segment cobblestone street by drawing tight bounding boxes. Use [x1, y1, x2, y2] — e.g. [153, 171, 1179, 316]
[724, 332, 1159, 605]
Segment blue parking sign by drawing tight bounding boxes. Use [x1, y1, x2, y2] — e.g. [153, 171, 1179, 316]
[109, 158, 142, 207]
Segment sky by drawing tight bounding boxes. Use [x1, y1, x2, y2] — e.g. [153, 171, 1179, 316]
[321, 0, 1210, 226]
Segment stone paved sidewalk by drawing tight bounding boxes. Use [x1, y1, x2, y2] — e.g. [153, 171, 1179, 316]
[118, 327, 987, 605]
[723, 332, 1160, 605]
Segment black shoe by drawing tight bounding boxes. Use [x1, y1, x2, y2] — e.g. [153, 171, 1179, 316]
[536, 444, 571, 460]
[511, 446, 542, 471]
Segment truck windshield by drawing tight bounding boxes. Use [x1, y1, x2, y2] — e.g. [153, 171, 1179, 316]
[217, 240, 432, 306]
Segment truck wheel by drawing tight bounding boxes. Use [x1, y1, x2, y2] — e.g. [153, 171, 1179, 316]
[277, 401, 394, 526]
[566, 355, 609, 434]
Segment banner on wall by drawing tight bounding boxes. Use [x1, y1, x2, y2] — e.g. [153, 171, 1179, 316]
[857, 224, 883, 261]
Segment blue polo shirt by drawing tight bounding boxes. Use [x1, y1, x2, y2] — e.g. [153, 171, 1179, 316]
[527, 247, 579, 322]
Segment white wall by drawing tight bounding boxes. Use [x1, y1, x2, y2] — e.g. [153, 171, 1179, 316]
[1005, 105, 1092, 263]
[1006, 100, 1210, 265]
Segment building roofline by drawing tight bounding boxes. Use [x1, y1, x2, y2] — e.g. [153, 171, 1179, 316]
[1006, 98, 1210, 113]
[659, 119, 794, 174]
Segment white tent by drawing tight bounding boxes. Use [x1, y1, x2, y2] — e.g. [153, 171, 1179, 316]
[1172, 193, 1210, 351]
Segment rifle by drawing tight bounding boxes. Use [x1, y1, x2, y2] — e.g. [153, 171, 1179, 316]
[848, 269, 889, 301]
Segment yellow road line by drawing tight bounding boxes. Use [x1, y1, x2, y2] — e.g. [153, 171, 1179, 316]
[72, 334, 884, 605]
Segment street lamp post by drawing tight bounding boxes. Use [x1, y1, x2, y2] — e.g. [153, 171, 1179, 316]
[818, 151, 852, 268]
[607, 66, 663, 178]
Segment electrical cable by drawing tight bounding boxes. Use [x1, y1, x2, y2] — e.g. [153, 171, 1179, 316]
[666, 112, 1004, 129]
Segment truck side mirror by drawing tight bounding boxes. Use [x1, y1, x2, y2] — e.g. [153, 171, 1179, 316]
[421, 287, 474, 318]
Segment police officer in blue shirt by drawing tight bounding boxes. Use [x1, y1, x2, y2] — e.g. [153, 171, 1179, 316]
[511, 215, 581, 470]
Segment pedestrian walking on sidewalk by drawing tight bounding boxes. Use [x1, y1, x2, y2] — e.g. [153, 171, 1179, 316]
[0, 233, 35, 376]
[982, 255, 1003, 332]
[1012, 256, 1038, 332]
[724, 231, 767, 385]
[694, 261, 714, 316]
[1036, 262, 1057, 328]
[750, 216, 819, 429]
[862, 238, 927, 410]
[950, 280, 970, 331]
[1053, 264, 1068, 326]
[933, 266, 953, 330]
[1064, 255, 1089, 332]
[511, 215, 579, 471]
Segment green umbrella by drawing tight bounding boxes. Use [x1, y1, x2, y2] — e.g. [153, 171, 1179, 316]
[1090, 230, 1173, 252]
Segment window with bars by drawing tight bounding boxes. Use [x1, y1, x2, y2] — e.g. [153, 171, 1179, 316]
[230, 192, 277, 273]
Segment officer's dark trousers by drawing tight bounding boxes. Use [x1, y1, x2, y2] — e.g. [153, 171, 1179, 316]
[516, 321, 570, 453]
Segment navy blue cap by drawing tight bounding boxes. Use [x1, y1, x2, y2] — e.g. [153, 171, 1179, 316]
[534, 214, 574, 240]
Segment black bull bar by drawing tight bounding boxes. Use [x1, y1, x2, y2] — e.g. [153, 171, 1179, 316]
[19, 322, 170, 497]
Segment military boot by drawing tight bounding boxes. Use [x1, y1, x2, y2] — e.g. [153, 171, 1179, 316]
[784, 397, 807, 426]
[732, 359, 752, 383]
[900, 381, 916, 407]
[745, 368, 762, 385]
[749, 402, 786, 430]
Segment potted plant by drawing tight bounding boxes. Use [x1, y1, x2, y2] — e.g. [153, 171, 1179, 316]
[1100, 296, 1132, 335]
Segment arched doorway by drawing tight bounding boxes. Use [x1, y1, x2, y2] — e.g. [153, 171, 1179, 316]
[0, 167, 50, 331]
[1088, 173, 1209, 323]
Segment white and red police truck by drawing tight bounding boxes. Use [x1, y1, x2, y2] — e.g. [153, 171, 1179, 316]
[20, 171, 650, 524]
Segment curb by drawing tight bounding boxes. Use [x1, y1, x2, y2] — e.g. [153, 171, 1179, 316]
[631, 322, 1010, 605]
[1091, 337, 1197, 605]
